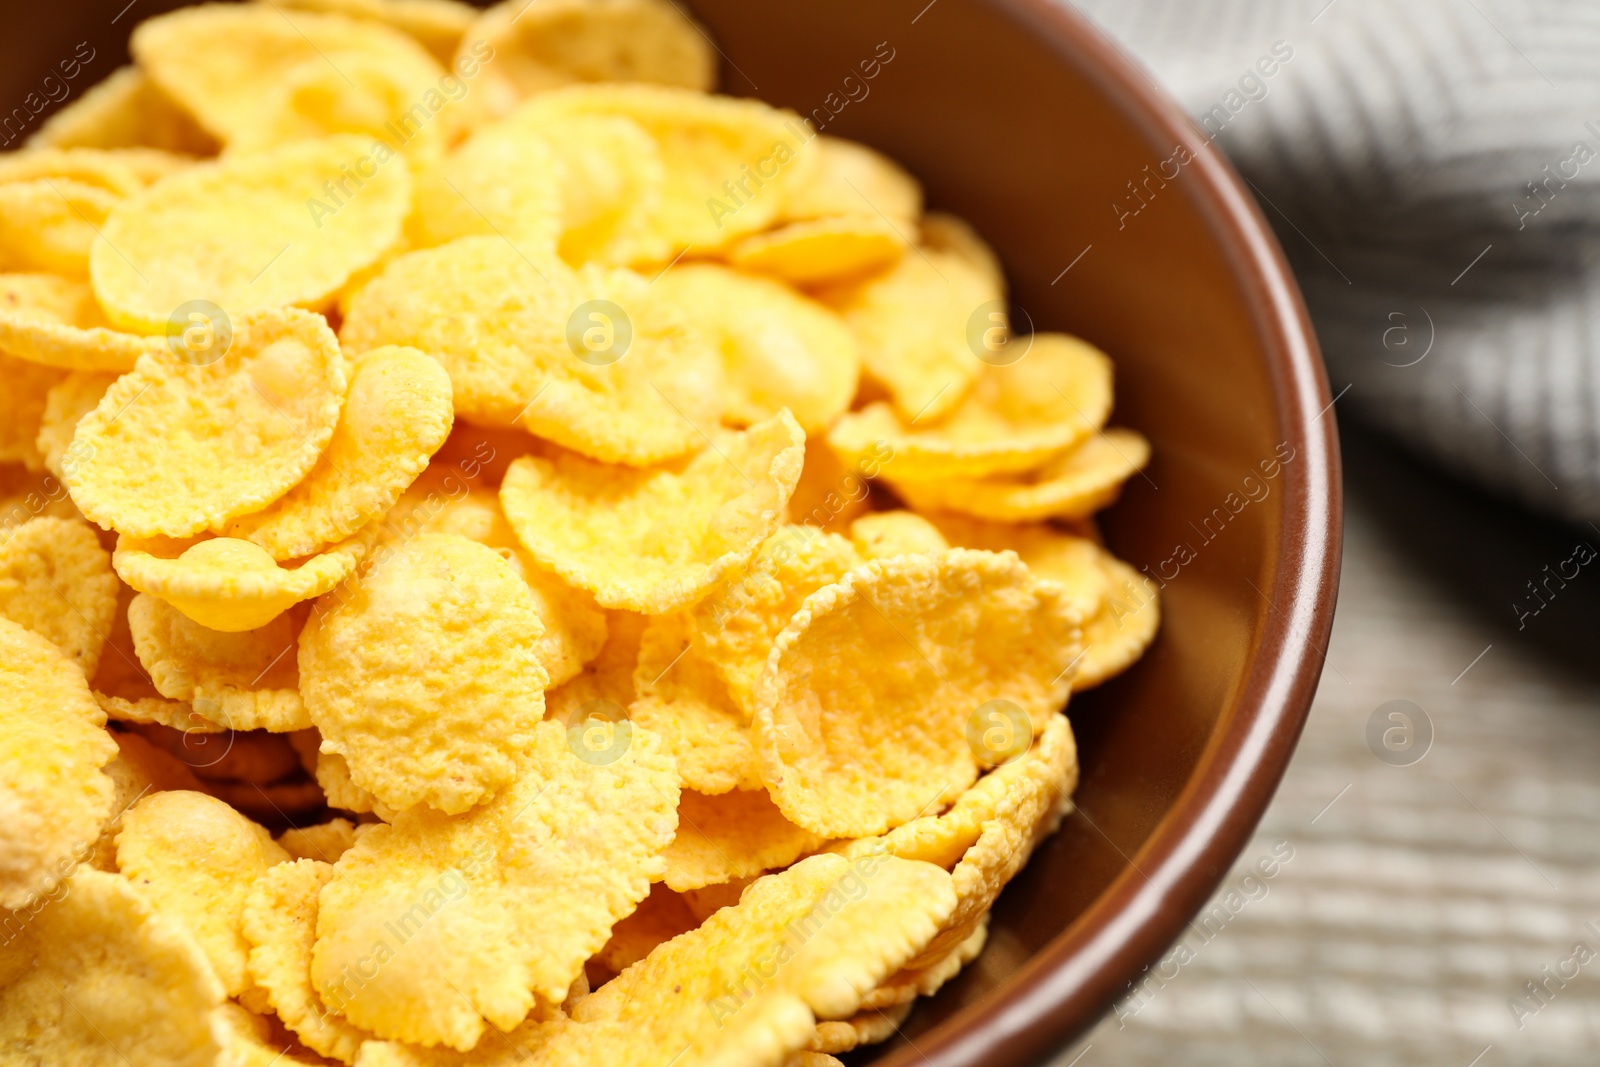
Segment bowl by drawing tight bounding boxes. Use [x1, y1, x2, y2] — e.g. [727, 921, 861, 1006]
[5, 2, 1341, 1062]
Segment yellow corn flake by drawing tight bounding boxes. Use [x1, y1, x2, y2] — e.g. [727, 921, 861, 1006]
[594, 882, 698, 977]
[87, 728, 206, 870]
[786, 1055, 845, 1067]
[299, 532, 549, 814]
[848, 510, 949, 561]
[226, 346, 454, 560]
[726, 215, 907, 288]
[911, 714, 1076, 970]
[212, 1000, 331, 1067]
[116, 527, 370, 636]
[927, 515, 1109, 622]
[37, 370, 119, 477]
[512, 84, 815, 254]
[468, 0, 716, 117]
[534, 113, 665, 265]
[277, 816, 365, 863]
[0, 868, 226, 1067]
[501, 412, 804, 614]
[544, 608, 645, 722]
[0, 272, 161, 372]
[630, 612, 759, 794]
[686, 525, 861, 714]
[29, 66, 218, 154]
[754, 550, 1080, 839]
[0, 618, 116, 909]
[311, 719, 678, 1049]
[785, 439, 875, 532]
[0, 515, 118, 676]
[1075, 551, 1161, 691]
[67, 307, 348, 538]
[0, 353, 63, 470]
[921, 212, 1005, 294]
[126, 589, 309, 731]
[815, 246, 997, 424]
[664, 788, 825, 892]
[858, 916, 988, 1011]
[281, 0, 477, 65]
[96, 692, 219, 733]
[244, 858, 376, 1064]
[804, 1002, 910, 1054]
[0, 149, 142, 198]
[830, 333, 1115, 481]
[395, 485, 609, 687]
[132, 4, 448, 148]
[888, 427, 1150, 521]
[652, 263, 859, 435]
[91, 136, 411, 333]
[114, 789, 290, 996]
[341, 237, 725, 465]
[303, 741, 389, 818]
[829, 742, 1045, 872]
[0, 177, 119, 277]
[781, 137, 922, 226]
[228, 48, 465, 161]
[409, 124, 564, 251]
[566, 853, 957, 1066]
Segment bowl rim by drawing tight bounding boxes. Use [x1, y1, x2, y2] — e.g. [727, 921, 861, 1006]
[872, 2, 1343, 1064]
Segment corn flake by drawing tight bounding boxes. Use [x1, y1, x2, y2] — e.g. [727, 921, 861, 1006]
[0, 868, 225, 1067]
[653, 263, 859, 435]
[299, 532, 549, 814]
[37, 370, 119, 477]
[829, 332, 1115, 481]
[91, 136, 411, 332]
[311, 719, 678, 1049]
[686, 525, 860, 714]
[0, 618, 116, 910]
[0, 353, 62, 470]
[133, 4, 447, 148]
[29, 66, 218, 154]
[512, 84, 814, 253]
[0, 177, 119, 277]
[631, 613, 759, 794]
[115, 789, 290, 996]
[0, 515, 118, 676]
[501, 412, 803, 614]
[754, 550, 1080, 839]
[888, 427, 1150, 521]
[567, 852, 956, 1067]
[114, 531, 371, 634]
[341, 238, 724, 465]
[726, 215, 907, 288]
[849, 511, 949, 561]
[664, 788, 825, 892]
[226, 345, 454, 560]
[67, 307, 347, 537]
[0, 272, 159, 373]
[816, 247, 997, 424]
[468, 0, 715, 117]
[277, 817, 365, 863]
[243, 858, 376, 1064]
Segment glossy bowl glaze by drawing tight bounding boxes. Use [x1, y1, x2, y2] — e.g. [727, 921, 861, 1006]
[4, 2, 1340, 1063]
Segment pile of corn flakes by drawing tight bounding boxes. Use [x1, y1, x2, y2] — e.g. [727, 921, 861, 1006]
[0, 1, 1158, 1064]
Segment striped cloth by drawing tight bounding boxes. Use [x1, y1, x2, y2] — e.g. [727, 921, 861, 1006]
[1070, 0, 1600, 524]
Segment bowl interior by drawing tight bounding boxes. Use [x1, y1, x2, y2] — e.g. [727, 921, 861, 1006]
[1, 2, 1337, 1063]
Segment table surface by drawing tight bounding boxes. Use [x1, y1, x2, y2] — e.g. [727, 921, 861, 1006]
[1053, 426, 1600, 1067]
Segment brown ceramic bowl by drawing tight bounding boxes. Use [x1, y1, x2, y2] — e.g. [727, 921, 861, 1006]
[7, 2, 1339, 1062]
